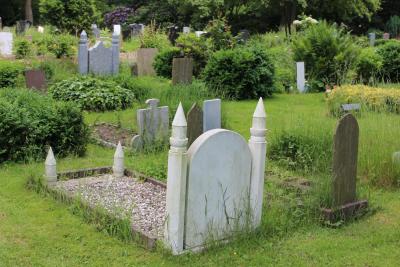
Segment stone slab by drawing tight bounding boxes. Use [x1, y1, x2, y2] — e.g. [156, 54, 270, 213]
[187, 103, 203, 146]
[203, 99, 221, 132]
[172, 57, 193, 85]
[184, 129, 252, 249]
[89, 41, 113, 75]
[341, 103, 361, 112]
[136, 48, 158, 76]
[332, 114, 359, 207]
[25, 69, 46, 91]
[296, 62, 305, 93]
[0, 32, 13, 56]
[137, 99, 169, 145]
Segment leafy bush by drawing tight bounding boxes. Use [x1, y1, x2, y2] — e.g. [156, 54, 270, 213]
[46, 34, 76, 58]
[203, 46, 275, 99]
[0, 88, 89, 163]
[292, 21, 359, 92]
[268, 46, 295, 93]
[356, 47, 383, 84]
[14, 38, 32, 59]
[377, 41, 400, 82]
[110, 72, 149, 102]
[327, 85, 400, 116]
[176, 33, 210, 76]
[386, 15, 400, 38]
[204, 17, 235, 51]
[0, 61, 24, 88]
[49, 77, 134, 111]
[153, 48, 181, 78]
[139, 21, 171, 50]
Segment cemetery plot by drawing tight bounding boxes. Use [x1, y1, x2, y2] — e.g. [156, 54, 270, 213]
[92, 123, 135, 148]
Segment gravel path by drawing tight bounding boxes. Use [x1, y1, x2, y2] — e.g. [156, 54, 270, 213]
[54, 174, 166, 238]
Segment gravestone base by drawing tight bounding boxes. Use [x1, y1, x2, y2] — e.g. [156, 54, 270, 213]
[321, 200, 368, 223]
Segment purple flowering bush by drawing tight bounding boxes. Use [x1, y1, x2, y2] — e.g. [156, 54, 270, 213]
[104, 7, 135, 28]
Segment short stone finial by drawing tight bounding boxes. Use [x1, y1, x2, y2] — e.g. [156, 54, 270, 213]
[170, 103, 188, 151]
[113, 141, 124, 178]
[45, 147, 57, 184]
[251, 98, 267, 138]
[80, 30, 87, 39]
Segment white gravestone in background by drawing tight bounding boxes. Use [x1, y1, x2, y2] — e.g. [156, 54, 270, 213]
[203, 99, 221, 132]
[296, 62, 306, 93]
[369, 32, 376, 46]
[183, 27, 191, 34]
[0, 32, 13, 56]
[38, 26, 44, 33]
[113, 25, 121, 36]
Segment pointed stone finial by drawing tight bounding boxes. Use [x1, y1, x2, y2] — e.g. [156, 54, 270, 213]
[253, 97, 266, 118]
[170, 103, 187, 151]
[113, 142, 124, 178]
[250, 98, 266, 141]
[45, 147, 57, 184]
[81, 30, 87, 37]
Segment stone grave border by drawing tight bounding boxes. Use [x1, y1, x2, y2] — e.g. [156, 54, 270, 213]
[38, 166, 166, 249]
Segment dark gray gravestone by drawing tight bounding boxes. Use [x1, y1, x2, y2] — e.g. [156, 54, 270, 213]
[25, 70, 46, 91]
[168, 25, 179, 45]
[187, 103, 203, 146]
[332, 114, 359, 206]
[172, 57, 193, 85]
[91, 24, 100, 39]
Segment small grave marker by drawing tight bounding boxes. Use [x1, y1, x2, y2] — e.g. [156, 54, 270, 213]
[369, 32, 376, 46]
[38, 26, 44, 33]
[172, 57, 193, 85]
[136, 48, 158, 76]
[187, 103, 203, 146]
[296, 62, 306, 93]
[91, 24, 100, 38]
[25, 69, 46, 91]
[183, 26, 190, 34]
[341, 103, 361, 112]
[203, 99, 221, 132]
[0, 32, 13, 56]
[383, 33, 390, 40]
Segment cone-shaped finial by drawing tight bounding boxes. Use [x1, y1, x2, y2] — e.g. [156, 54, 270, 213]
[45, 147, 56, 165]
[253, 98, 266, 118]
[114, 141, 124, 158]
[81, 30, 87, 37]
[172, 103, 187, 127]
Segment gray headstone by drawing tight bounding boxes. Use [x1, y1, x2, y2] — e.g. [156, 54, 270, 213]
[393, 152, 400, 166]
[341, 103, 361, 112]
[332, 114, 359, 207]
[137, 99, 169, 145]
[187, 103, 203, 146]
[130, 23, 144, 38]
[383, 33, 390, 40]
[78, 31, 88, 74]
[89, 41, 113, 75]
[185, 129, 252, 249]
[0, 32, 13, 56]
[168, 25, 179, 45]
[16, 20, 30, 35]
[183, 27, 190, 34]
[172, 57, 193, 85]
[203, 99, 221, 132]
[91, 24, 100, 38]
[368, 32, 376, 46]
[136, 48, 158, 76]
[296, 62, 306, 93]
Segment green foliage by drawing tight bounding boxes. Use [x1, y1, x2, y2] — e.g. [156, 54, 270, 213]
[153, 48, 181, 79]
[0, 88, 89, 163]
[176, 33, 210, 76]
[385, 15, 400, 38]
[139, 21, 171, 50]
[268, 46, 296, 93]
[377, 40, 400, 82]
[0, 61, 24, 88]
[356, 47, 383, 84]
[292, 21, 360, 92]
[46, 34, 76, 58]
[14, 38, 33, 59]
[39, 0, 100, 34]
[204, 17, 235, 51]
[49, 76, 134, 111]
[203, 46, 275, 99]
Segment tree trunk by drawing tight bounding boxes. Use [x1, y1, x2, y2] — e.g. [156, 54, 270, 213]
[25, 0, 33, 24]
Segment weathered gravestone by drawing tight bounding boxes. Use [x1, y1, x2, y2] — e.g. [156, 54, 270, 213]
[187, 103, 203, 146]
[79, 30, 120, 75]
[164, 99, 267, 254]
[0, 17, 2, 30]
[296, 62, 306, 93]
[168, 25, 179, 45]
[25, 69, 46, 91]
[369, 32, 376, 46]
[322, 114, 368, 222]
[237, 29, 250, 43]
[16, 20, 30, 35]
[203, 99, 221, 132]
[136, 48, 158, 76]
[91, 24, 100, 38]
[183, 26, 191, 34]
[131, 99, 169, 150]
[130, 23, 144, 38]
[383, 33, 390, 40]
[0, 32, 13, 56]
[172, 57, 193, 85]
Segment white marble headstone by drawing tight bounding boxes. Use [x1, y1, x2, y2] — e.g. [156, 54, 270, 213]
[369, 33, 376, 46]
[38, 26, 44, 33]
[296, 62, 306, 93]
[184, 129, 252, 249]
[183, 27, 191, 34]
[203, 99, 221, 132]
[113, 25, 121, 36]
[195, 31, 206, 37]
[0, 32, 13, 56]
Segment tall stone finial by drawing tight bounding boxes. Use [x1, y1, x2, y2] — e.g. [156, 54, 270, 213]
[249, 98, 267, 228]
[78, 30, 88, 75]
[164, 102, 188, 254]
[45, 147, 57, 184]
[111, 30, 120, 75]
[113, 141, 124, 178]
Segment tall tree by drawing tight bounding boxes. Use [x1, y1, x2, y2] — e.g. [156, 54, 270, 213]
[25, 0, 33, 23]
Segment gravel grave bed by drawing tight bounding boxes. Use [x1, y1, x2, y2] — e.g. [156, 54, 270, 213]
[53, 174, 166, 238]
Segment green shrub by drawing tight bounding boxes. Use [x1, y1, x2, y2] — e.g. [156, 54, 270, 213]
[110, 73, 149, 102]
[356, 47, 383, 84]
[386, 15, 400, 38]
[268, 46, 295, 93]
[153, 48, 181, 78]
[176, 33, 210, 76]
[47, 34, 76, 58]
[14, 39, 32, 59]
[0, 61, 24, 88]
[204, 17, 235, 51]
[203, 46, 275, 99]
[139, 21, 171, 50]
[377, 41, 400, 82]
[0, 88, 89, 163]
[49, 76, 134, 111]
[292, 21, 359, 92]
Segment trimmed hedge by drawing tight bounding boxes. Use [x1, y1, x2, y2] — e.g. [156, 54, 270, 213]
[0, 88, 89, 163]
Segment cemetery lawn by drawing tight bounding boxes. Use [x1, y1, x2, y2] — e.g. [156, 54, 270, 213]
[1, 93, 400, 266]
